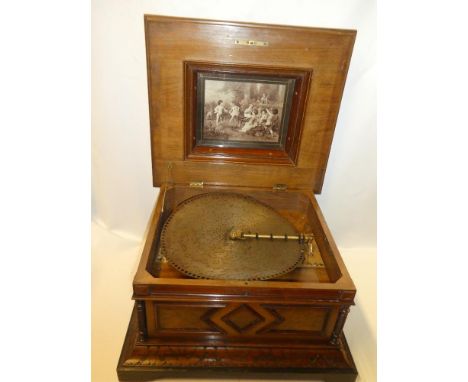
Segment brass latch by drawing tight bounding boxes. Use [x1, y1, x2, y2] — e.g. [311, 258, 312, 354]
[273, 184, 287, 191]
[189, 181, 204, 188]
[234, 39, 269, 47]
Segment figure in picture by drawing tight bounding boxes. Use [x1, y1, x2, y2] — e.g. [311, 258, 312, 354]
[260, 108, 268, 125]
[265, 108, 279, 136]
[240, 109, 259, 133]
[214, 100, 226, 129]
[229, 103, 240, 125]
[243, 103, 254, 119]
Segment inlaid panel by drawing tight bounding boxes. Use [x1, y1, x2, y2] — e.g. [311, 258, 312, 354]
[222, 304, 264, 332]
[145, 301, 338, 340]
[208, 303, 278, 336]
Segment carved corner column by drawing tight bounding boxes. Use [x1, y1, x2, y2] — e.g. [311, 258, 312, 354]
[330, 306, 350, 345]
[136, 300, 148, 342]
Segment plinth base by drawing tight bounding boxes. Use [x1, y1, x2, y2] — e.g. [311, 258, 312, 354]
[117, 305, 358, 382]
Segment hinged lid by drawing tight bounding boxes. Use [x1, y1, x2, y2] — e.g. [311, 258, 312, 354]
[145, 15, 355, 193]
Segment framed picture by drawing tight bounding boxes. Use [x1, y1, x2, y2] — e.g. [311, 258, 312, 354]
[185, 62, 312, 165]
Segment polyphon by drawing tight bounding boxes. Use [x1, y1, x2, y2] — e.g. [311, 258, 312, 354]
[118, 15, 358, 382]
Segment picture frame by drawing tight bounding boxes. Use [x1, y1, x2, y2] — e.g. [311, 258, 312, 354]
[184, 61, 312, 165]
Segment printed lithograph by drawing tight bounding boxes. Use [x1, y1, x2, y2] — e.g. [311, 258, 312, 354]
[196, 72, 295, 149]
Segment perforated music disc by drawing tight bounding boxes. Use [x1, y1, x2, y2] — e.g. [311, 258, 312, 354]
[160, 192, 303, 280]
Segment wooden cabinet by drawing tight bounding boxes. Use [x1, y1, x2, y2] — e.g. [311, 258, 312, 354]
[117, 15, 358, 382]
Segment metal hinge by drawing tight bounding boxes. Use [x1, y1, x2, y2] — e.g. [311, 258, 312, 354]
[273, 183, 288, 191]
[189, 181, 204, 188]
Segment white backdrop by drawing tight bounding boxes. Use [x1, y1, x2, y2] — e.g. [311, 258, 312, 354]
[92, 0, 376, 247]
[92, 2, 376, 380]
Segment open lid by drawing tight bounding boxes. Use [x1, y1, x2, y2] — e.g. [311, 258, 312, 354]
[145, 15, 355, 193]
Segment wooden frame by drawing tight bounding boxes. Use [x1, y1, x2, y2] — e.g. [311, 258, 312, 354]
[184, 61, 312, 165]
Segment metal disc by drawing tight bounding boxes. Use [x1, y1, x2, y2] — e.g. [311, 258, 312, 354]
[160, 192, 303, 280]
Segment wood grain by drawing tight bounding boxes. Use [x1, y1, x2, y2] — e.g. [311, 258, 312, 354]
[144, 15, 356, 193]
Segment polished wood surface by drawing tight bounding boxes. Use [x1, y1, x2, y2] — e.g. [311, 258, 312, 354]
[145, 15, 356, 193]
[117, 305, 358, 382]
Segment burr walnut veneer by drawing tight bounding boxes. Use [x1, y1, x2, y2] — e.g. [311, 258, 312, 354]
[117, 15, 358, 382]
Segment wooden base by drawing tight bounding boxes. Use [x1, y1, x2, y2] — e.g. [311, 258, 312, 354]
[117, 305, 358, 381]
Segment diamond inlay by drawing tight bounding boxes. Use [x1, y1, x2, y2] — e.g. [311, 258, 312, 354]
[222, 304, 264, 333]
[205, 303, 282, 335]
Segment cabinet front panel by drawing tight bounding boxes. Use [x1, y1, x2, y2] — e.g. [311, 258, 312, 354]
[144, 301, 340, 342]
